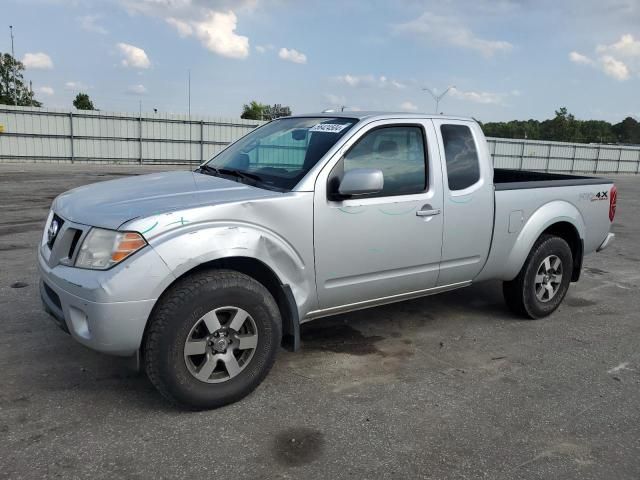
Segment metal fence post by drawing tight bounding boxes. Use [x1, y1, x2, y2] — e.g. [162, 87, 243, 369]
[200, 120, 204, 163]
[636, 149, 640, 174]
[616, 148, 623, 174]
[69, 111, 74, 163]
[594, 145, 601, 174]
[139, 115, 143, 164]
[545, 143, 551, 172]
[570, 144, 577, 173]
[519, 141, 525, 170]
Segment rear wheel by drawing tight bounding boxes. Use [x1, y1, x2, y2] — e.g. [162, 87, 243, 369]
[144, 270, 281, 410]
[503, 234, 573, 319]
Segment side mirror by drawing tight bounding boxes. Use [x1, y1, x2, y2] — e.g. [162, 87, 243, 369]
[338, 168, 384, 196]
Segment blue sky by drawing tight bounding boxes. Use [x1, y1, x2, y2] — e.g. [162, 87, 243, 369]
[3, 0, 640, 122]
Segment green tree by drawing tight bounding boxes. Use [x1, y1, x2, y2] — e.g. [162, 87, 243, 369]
[240, 100, 268, 120]
[612, 117, 640, 144]
[263, 104, 292, 120]
[73, 92, 95, 110]
[0, 53, 42, 106]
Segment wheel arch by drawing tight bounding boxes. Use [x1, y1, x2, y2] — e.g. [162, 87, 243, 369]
[144, 256, 300, 354]
[540, 221, 583, 282]
[503, 200, 585, 281]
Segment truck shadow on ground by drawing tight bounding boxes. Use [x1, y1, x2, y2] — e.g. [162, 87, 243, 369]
[300, 279, 513, 355]
[36, 280, 516, 410]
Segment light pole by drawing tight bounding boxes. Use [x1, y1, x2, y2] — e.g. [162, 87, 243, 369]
[422, 86, 455, 114]
[10, 25, 17, 105]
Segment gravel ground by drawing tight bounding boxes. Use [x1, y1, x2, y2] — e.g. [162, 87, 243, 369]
[1, 163, 639, 479]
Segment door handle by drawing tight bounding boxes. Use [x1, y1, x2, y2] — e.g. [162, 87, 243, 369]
[416, 207, 441, 217]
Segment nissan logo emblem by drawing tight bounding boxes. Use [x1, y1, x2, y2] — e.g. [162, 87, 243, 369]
[47, 219, 59, 244]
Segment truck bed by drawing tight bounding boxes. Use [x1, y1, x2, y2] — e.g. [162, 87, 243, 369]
[494, 168, 609, 190]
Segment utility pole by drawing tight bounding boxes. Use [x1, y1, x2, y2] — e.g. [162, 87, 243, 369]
[187, 69, 191, 119]
[188, 69, 192, 164]
[422, 86, 455, 114]
[10, 25, 17, 105]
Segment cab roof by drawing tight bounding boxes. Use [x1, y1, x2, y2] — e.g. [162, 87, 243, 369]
[290, 111, 477, 123]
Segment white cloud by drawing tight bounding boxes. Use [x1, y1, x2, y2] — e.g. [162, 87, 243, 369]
[255, 44, 274, 54]
[126, 84, 147, 95]
[569, 51, 594, 65]
[117, 42, 151, 68]
[36, 86, 54, 96]
[569, 35, 639, 81]
[166, 17, 193, 37]
[399, 101, 418, 112]
[394, 12, 513, 57]
[65, 81, 88, 91]
[333, 74, 406, 89]
[166, 11, 249, 59]
[193, 12, 249, 59]
[123, 1, 250, 59]
[22, 52, 53, 70]
[278, 47, 307, 64]
[600, 55, 630, 80]
[596, 34, 640, 58]
[78, 14, 108, 34]
[450, 87, 508, 104]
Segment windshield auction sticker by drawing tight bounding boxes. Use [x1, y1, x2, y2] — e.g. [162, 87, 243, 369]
[309, 123, 350, 133]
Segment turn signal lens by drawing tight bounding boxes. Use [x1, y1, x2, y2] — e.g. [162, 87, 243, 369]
[112, 232, 147, 262]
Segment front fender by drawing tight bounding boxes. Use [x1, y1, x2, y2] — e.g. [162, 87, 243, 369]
[502, 200, 585, 280]
[147, 221, 316, 315]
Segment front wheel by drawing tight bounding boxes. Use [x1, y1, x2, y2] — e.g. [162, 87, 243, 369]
[503, 234, 573, 319]
[143, 270, 282, 410]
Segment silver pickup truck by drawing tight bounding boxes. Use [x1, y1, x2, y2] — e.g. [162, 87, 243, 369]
[39, 112, 617, 409]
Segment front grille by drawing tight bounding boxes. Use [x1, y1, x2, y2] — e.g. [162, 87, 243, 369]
[68, 229, 82, 259]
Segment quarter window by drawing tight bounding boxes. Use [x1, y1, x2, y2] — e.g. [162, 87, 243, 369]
[342, 126, 427, 197]
[440, 124, 480, 191]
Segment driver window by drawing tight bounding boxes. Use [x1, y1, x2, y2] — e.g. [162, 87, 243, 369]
[343, 126, 427, 197]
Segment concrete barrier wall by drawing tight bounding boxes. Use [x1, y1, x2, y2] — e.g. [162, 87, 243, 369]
[2, 105, 639, 173]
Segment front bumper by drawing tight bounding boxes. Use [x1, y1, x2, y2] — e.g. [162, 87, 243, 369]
[38, 244, 175, 357]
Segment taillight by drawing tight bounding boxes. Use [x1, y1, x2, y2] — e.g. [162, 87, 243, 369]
[609, 185, 617, 222]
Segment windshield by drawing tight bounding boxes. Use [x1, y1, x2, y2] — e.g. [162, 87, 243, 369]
[203, 116, 358, 191]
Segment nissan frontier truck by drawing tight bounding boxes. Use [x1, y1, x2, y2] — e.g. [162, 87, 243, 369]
[39, 112, 616, 409]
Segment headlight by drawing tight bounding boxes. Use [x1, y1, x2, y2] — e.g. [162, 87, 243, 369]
[75, 228, 147, 270]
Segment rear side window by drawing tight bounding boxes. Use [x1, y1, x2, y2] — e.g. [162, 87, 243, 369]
[343, 126, 427, 197]
[440, 124, 480, 191]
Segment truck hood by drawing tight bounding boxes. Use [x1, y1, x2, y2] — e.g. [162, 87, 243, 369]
[53, 170, 279, 230]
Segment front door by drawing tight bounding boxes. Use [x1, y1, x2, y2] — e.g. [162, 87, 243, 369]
[313, 120, 444, 310]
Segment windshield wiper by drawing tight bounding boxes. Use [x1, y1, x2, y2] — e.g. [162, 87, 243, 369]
[198, 164, 262, 184]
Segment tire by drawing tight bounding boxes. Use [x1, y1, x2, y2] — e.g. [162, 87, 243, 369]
[503, 234, 573, 319]
[143, 269, 281, 410]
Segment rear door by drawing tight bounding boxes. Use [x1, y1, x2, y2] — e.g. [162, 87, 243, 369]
[313, 119, 444, 310]
[431, 119, 494, 285]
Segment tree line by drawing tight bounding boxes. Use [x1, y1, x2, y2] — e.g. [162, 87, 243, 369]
[480, 107, 640, 145]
